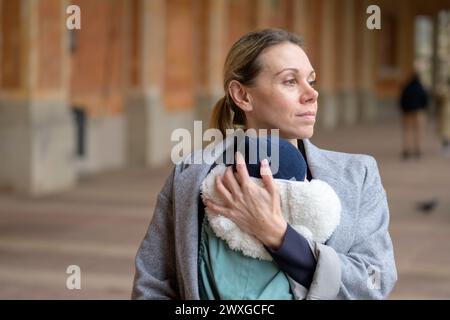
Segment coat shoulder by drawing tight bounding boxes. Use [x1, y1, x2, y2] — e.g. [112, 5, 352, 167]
[317, 147, 378, 178]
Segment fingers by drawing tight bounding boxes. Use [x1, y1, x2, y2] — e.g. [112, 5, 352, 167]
[235, 151, 250, 187]
[203, 197, 232, 218]
[222, 166, 243, 200]
[215, 174, 234, 205]
[260, 159, 276, 195]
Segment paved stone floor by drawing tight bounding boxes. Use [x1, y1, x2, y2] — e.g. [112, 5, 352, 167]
[1, 119, 449, 299]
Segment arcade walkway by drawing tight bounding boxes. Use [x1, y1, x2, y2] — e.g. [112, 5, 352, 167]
[1, 119, 449, 299]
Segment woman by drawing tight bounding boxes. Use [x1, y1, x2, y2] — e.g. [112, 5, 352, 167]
[399, 72, 429, 160]
[132, 28, 397, 300]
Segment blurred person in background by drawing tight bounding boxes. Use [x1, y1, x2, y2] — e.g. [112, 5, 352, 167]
[399, 72, 429, 160]
[132, 28, 397, 300]
[435, 78, 450, 157]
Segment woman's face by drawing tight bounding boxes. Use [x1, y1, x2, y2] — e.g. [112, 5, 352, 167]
[244, 42, 318, 140]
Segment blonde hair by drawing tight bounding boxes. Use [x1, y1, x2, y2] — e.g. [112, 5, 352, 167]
[209, 28, 303, 136]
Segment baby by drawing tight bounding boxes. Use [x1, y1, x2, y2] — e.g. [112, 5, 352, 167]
[201, 135, 341, 261]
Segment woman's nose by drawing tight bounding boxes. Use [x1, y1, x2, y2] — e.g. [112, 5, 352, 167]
[300, 86, 319, 105]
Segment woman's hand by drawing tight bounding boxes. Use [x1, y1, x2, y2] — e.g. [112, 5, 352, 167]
[203, 152, 287, 250]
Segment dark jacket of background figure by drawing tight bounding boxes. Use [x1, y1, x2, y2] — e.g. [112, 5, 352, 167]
[400, 74, 429, 113]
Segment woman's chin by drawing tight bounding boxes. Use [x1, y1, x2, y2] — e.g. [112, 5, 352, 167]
[294, 127, 314, 140]
[305, 128, 314, 139]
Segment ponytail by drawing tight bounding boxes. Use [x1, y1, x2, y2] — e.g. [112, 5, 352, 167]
[209, 95, 246, 136]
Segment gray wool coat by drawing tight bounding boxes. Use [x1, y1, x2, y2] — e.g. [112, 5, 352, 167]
[131, 137, 398, 300]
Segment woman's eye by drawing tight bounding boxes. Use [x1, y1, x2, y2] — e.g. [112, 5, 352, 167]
[308, 79, 317, 88]
[284, 79, 297, 85]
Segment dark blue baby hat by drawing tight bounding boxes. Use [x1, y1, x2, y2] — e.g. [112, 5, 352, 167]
[231, 135, 307, 181]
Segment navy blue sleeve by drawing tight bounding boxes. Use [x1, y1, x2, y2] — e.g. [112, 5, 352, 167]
[265, 223, 317, 288]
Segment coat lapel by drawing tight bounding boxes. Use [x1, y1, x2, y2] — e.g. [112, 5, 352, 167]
[173, 162, 210, 299]
[173, 136, 237, 299]
[303, 139, 330, 181]
[303, 139, 354, 250]
[303, 139, 320, 177]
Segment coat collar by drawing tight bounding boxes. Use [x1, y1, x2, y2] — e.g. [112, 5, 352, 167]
[303, 139, 327, 181]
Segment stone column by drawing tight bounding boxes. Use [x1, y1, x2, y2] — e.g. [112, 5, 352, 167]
[398, 3, 415, 85]
[384, 1, 414, 121]
[194, 0, 228, 133]
[0, 0, 76, 195]
[124, 0, 194, 166]
[356, 0, 378, 123]
[318, 0, 339, 130]
[292, 0, 312, 43]
[255, 0, 273, 29]
[338, 0, 359, 125]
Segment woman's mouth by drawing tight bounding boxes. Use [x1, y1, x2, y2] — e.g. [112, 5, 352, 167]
[296, 111, 316, 121]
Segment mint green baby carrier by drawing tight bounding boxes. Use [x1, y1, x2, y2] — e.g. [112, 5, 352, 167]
[198, 215, 294, 300]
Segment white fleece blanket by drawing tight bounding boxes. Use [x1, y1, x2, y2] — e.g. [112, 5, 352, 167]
[200, 165, 341, 261]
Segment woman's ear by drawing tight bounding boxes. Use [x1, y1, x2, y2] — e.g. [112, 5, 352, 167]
[228, 80, 253, 112]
